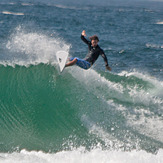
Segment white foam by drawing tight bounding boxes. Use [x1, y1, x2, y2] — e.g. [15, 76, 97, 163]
[156, 21, 163, 24]
[107, 96, 163, 142]
[0, 148, 163, 163]
[2, 11, 24, 16]
[8, 3, 15, 5]
[70, 68, 163, 145]
[146, 43, 163, 49]
[68, 67, 124, 96]
[21, 3, 34, 6]
[81, 115, 118, 148]
[115, 70, 163, 142]
[53, 4, 89, 10]
[69, 68, 163, 108]
[118, 70, 163, 94]
[54, 5, 78, 10]
[127, 112, 163, 143]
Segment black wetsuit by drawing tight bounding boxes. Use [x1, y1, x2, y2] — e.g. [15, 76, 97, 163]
[81, 35, 108, 66]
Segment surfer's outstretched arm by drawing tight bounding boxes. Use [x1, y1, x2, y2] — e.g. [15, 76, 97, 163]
[81, 30, 90, 45]
[101, 53, 111, 71]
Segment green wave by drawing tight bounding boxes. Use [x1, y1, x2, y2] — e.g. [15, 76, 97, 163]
[0, 64, 162, 153]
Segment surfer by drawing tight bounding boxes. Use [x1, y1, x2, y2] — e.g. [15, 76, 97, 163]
[65, 30, 111, 71]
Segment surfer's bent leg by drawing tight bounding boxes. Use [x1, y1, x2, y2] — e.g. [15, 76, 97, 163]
[65, 58, 77, 67]
[76, 58, 91, 70]
[65, 57, 91, 70]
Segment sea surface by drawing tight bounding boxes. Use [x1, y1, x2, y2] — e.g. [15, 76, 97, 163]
[0, 0, 163, 162]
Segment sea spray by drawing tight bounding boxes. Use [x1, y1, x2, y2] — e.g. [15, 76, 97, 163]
[5, 26, 70, 66]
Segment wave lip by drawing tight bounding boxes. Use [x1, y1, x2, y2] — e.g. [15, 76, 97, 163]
[3, 26, 70, 67]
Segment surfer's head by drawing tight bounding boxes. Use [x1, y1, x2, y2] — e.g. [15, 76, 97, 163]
[89, 35, 99, 47]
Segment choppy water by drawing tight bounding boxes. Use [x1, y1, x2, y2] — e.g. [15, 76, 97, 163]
[0, 0, 163, 162]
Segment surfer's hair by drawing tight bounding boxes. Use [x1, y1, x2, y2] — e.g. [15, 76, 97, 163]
[89, 35, 99, 41]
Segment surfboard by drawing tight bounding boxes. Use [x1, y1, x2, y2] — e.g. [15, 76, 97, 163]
[56, 51, 68, 72]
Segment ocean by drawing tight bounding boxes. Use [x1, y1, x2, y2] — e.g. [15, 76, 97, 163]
[0, 0, 163, 162]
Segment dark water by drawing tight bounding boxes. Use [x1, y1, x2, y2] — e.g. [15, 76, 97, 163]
[0, 0, 163, 162]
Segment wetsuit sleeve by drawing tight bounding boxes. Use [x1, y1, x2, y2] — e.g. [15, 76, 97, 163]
[101, 50, 109, 66]
[81, 35, 90, 45]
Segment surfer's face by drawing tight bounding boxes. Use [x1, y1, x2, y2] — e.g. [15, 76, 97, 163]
[91, 39, 98, 47]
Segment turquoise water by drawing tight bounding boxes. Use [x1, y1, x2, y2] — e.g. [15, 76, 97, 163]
[0, 0, 163, 162]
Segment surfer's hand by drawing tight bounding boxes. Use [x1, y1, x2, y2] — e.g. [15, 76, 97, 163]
[82, 30, 86, 36]
[106, 65, 111, 71]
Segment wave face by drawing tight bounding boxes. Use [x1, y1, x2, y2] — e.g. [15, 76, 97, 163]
[0, 63, 163, 153]
[0, 0, 163, 162]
